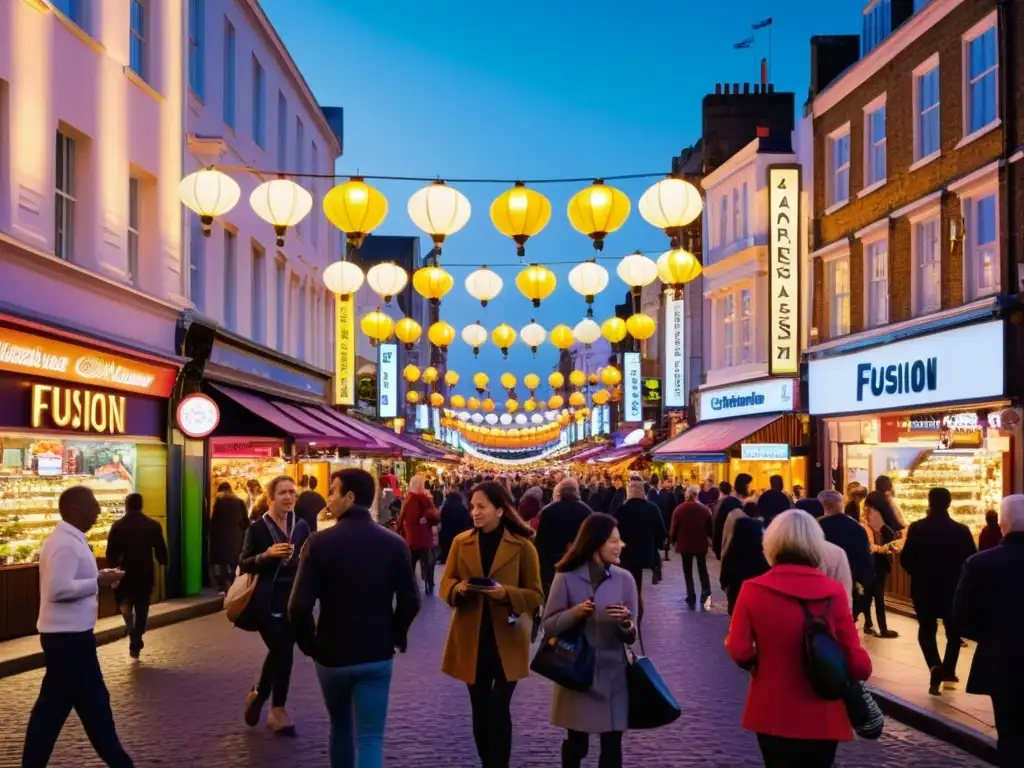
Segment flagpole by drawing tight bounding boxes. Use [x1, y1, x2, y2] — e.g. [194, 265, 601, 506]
[769, 23, 773, 82]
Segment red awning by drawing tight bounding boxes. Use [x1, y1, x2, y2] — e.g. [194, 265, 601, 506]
[651, 414, 781, 461]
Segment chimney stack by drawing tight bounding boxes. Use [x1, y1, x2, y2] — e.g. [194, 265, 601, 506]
[715, 83, 722, 94]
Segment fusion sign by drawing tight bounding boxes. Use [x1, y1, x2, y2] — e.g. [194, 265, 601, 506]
[664, 297, 686, 407]
[623, 352, 642, 423]
[767, 165, 801, 375]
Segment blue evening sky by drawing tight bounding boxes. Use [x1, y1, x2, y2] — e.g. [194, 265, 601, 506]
[262, 0, 866, 392]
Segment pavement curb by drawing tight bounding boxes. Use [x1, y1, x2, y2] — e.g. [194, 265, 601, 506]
[0, 597, 224, 680]
[869, 685, 999, 765]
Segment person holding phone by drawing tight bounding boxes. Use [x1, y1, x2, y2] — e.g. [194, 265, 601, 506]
[238, 475, 311, 736]
[441, 481, 543, 768]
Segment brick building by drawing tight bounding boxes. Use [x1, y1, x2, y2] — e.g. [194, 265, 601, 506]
[804, 0, 1024, 608]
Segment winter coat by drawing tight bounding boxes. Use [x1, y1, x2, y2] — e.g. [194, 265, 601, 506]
[209, 492, 249, 565]
[720, 517, 768, 591]
[613, 498, 666, 572]
[398, 491, 440, 551]
[440, 527, 544, 684]
[542, 563, 639, 733]
[713, 496, 744, 559]
[978, 523, 1002, 551]
[294, 490, 326, 534]
[819, 540, 853, 608]
[900, 511, 977, 618]
[725, 564, 872, 741]
[670, 501, 713, 555]
[819, 512, 874, 592]
[534, 498, 592, 586]
[518, 487, 544, 524]
[438, 492, 472, 562]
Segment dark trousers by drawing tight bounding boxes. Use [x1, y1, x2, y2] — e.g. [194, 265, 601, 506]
[992, 690, 1024, 768]
[467, 666, 516, 768]
[756, 733, 837, 767]
[209, 563, 236, 592]
[118, 592, 151, 653]
[917, 615, 961, 678]
[410, 548, 435, 591]
[23, 631, 133, 768]
[256, 617, 295, 707]
[863, 568, 890, 632]
[624, 566, 645, 624]
[682, 553, 711, 601]
[562, 730, 622, 768]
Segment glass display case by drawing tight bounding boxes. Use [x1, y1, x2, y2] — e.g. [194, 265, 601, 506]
[210, 456, 292, 512]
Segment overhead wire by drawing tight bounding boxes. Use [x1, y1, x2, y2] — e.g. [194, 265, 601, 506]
[209, 165, 669, 185]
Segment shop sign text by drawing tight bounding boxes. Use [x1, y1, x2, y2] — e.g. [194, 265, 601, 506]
[623, 353, 642, 423]
[856, 358, 937, 402]
[31, 384, 126, 435]
[767, 165, 801, 376]
[664, 298, 686, 407]
[698, 378, 795, 422]
[740, 443, 790, 461]
[377, 344, 398, 420]
[334, 297, 355, 406]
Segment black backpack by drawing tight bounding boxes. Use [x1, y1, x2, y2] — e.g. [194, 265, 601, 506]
[795, 597, 850, 701]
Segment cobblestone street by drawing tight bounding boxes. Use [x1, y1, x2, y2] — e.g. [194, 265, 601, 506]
[0, 559, 990, 767]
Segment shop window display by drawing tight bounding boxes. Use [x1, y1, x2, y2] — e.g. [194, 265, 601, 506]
[0, 438, 137, 565]
[210, 456, 291, 512]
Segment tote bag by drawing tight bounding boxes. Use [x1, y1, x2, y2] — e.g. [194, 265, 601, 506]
[530, 625, 595, 692]
[225, 518, 281, 630]
[626, 627, 681, 729]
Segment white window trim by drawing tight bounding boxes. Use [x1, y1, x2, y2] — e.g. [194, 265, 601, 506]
[825, 253, 852, 338]
[708, 280, 756, 371]
[955, 168, 1000, 302]
[960, 11, 999, 146]
[862, 92, 887, 194]
[912, 53, 941, 166]
[861, 227, 889, 329]
[826, 121, 852, 213]
[909, 204, 942, 317]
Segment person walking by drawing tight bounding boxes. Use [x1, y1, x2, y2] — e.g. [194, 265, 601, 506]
[289, 468, 420, 768]
[612, 479, 665, 612]
[713, 474, 752, 560]
[439, 482, 473, 564]
[900, 487, 977, 695]
[209, 481, 249, 592]
[398, 474, 441, 595]
[517, 485, 544, 530]
[22, 486, 133, 768]
[238, 475, 311, 736]
[791, 500, 852, 607]
[697, 477, 720, 508]
[725, 510, 872, 767]
[720, 502, 769, 616]
[844, 483, 867, 520]
[757, 475, 792, 526]
[860, 490, 902, 638]
[542, 513, 638, 768]
[818, 490, 874, 619]
[440, 481, 543, 768]
[978, 509, 1003, 551]
[669, 485, 713, 608]
[295, 476, 326, 534]
[535, 478, 592, 595]
[953, 494, 1024, 768]
[105, 492, 168, 659]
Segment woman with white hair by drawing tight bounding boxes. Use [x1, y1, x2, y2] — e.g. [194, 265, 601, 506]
[535, 477, 593, 594]
[726, 510, 871, 767]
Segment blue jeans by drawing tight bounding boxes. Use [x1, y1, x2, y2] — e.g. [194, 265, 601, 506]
[315, 659, 394, 768]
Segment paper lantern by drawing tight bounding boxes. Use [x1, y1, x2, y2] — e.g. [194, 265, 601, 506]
[394, 317, 422, 350]
[451, 394, 466, 409]
[465, 267, 503, 307]
[500, 373, 517, 391]
[639, 176, 703, 246]
[322, 177, 389, 250]
[444, 370, 460, 387]
[482, 398, 496, 413]
[569, 370, 586, 388]
[519, 320, 547, 353]
[403, 364, 421, 383]
[490, 181, 552, 257]
[505, 399, 519, 414]
[567, 179, 630, 251]
[515, 264, 557, 308]
[573, 318, 601, 346]
[473, 372, 490, 392]
[600, 366, 622, 387]
[422, 366, 439, 385]
[429, 392, 445, 408]
[322, 260, 365, 299]
[616, 251, 659, 290]
[601, 317, 627, 344]
[523, 373, 540, 393]
[407, 180, 471, 249]
[567, 259, 609, 313]
[656, 248, 702, 295]
[461, 323, 488, 356]
[524, 398, 537, 412]
[412, 265, 455, 304]
[250, 178, 313, 246]
[569, 392, 586, 408]
[491, 323, 517, 358]
[367, 262, 408, 305]
[468, 397, 481, 411]
[548, 372, 565, 389]
[359, 311, 394, 346]
[593, 389, 610, 406]
[406, 391, 420, 404]
[549, 324, 574, 350]
[178, 168, 241, 235]
[548, 395, 565, 410]
[626, 313, 656, 341]
[427, 321, 456, 348]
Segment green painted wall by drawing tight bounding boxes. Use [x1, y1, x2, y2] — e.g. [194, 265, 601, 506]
[182, 439, 205, 596]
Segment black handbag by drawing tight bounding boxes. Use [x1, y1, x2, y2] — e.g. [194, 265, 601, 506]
[844, 681, 884, 739]
[530, 624, 595, 692]
[626, 625, 681, 729]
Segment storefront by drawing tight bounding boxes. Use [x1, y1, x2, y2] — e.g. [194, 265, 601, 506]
[807, 318, 1020, 608]
[651, 377, 808, 492]
[0, 316, 179, 640]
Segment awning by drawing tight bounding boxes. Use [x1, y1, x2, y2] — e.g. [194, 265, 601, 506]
[571, 443, 613, 462]
[327, 410, 442, 459]
[651, 414, 781, 463]
[593, 445, 645, 465]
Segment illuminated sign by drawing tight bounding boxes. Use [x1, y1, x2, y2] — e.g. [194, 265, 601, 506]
[31, 384, 126, 435]
[767, 165, 801, 375]
[699, 378, 795, 421]
[0, 326, 176, 396]
[176, 393, 220, 438]
[623, 352, 642, 423]
[664, 297, 686, 407]
[740, 443, 790, 461]
[377, 344, 398, 419]
[333, 297, 356, 406]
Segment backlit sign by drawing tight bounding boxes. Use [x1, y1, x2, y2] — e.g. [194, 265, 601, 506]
[176, 393, 220, 438]
[377, 344, 398, 419]
[31, 384, 126, 435]
[623, 353, 642, 423]
[740, 443, 790, 461]
[767, 165, 801, 375]
[664, 297, 686, 407]
[334, 297, 355, 406]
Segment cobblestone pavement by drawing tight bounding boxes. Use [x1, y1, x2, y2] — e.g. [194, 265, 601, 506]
[0, 558, 989, 767]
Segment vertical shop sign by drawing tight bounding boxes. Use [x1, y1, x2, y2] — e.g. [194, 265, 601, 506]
[377, 343, 398, 419]
[334, 297, 356, 405]
[623, 352, 642, 423]
[664, 297, 686, 407]
[767, 164, 801, 375]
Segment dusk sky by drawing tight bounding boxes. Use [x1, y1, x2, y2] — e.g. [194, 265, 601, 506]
[261, 0, 867, 394]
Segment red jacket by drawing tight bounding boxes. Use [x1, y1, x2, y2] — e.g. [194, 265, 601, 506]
[399, 492, 440, 550]
[725, 564, 871, 741]
[669, 501, 713, 555]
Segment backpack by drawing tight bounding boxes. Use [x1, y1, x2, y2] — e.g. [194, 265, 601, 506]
[795, 596, 849, 701]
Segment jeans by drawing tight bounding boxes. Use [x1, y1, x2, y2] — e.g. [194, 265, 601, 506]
[917, 616, 961, 678]
[467, 666, 517, 768]
[256, 617, 295, 707]
[118, 593, 151, 654]
[756, 733, 837, 767]
[681, 553, 711, 602]
[410, 548, 435, 591]
[315, 659, 394, 768]
[23, 631, 134, 768]
[562, 730, 622, 768]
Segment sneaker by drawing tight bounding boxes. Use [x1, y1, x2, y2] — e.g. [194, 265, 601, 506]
[267, 706, 296, 737]
[700, 592, 712, 610]
[929, 665, 943, 696]
[943, 675, 960, 690]
[877, 629, 899, 639]
[244, 689, 265, 727]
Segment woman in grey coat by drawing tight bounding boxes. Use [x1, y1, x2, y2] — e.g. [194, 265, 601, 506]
[542, 512, 639, 768]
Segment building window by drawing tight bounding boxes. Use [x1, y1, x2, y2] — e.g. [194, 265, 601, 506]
[964, 192, 998, 299]
[965, 22, 998, 135]
[129, 0, 147, 81]
[721, 293, 736, 367]
[252, 246, 266, 343]
[187, 0, 204, 98]
[865, 237, 889, 327]
[297, 280, 307, 359]
[54, 131, 76, 262]
[276, 91, 287, 169]
[223, 21, 235, 128]
[223, 230, 237, 331]
[828, 128, 850, 207]
[862, 0, 891, 54]
[252, 57, 265, 148]
[54, 0, 86, 29]
[310, 143, 319, 247]
[741, 182, 749, 240]
[128, 177, 141, 286]
[313, 290, 322, 365]
[865, 103, 886, 186]
[914, 215, 941, 315]
[827, 257, 851, 337]
[275, 258, 286, 352]
[295, 118, 304, 237]
[915, 62, 940, 160]
[718, 195, 727, 248]
[188, 214, 205, 310]
[739, 288, 753, 364]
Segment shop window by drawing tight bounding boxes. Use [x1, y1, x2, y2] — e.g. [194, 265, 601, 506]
[865, 236, 889, 327]
[128, 177, 141, 287]
[963, 190, 999, 300]
[914, 58, 940, 161]
[55, 130, 76, 262]
[913, 215, 941, 315]
[827, 126, 850, 208]
[276, 91, 288, 169]
[964, 19, 998, 136]
[740, 288, 753, 364]
[827, 256, 850, 337]
[223, 229, 237, 331]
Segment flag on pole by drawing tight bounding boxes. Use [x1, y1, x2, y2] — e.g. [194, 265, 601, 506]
[752, 17, 773, 29]
[734, 36, 755, 49]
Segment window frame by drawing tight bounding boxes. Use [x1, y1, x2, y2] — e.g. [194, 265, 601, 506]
[251, 56, 265, 148]
[912, 54, 941, 165]
[188, 0, 205, 99]
[954, 170, 1000, 301]
[296, 276, 307, 359]
[826, 123, 851, 210]
[274, 256, 287, 352]
[862, 93, 887, 191]
[54, 131, 76, 262]
[310, 142, 319, 247]
[128, 177, 141, 287]
[862, 230, 889, 328]
[909, 205, 942, 317]
[822, 248, 851, 338]
[961, 12, 999, 140]
[251, 244, 266, 344]
[276, 91, 288, 170]
[223, 20, 236, 128]
[129, 0, 147, 81]
[223, 228, 237, 331]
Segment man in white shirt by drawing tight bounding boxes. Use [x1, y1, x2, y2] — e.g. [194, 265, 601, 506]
[22, 486, 134, 768]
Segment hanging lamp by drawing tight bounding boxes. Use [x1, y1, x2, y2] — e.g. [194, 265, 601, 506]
[567, 259, 609, 316]
[515, 264, 557, 308]
[638, 176, 703, 248]
[249, 178, 313, 246]
[407, 180, 471, 253]
[566, 179, 630, 251]
[322, 176, 389, 254]
[519, 320, 547, 354]
[322, 260, 365, 300]
[394, 317, 422, 350]
[489, 181, 552, 258]
[366, 262, 408, 305]
[461, 322, 488, 357]
[465, 266, 503, 307]
[179, 168, 241, 235]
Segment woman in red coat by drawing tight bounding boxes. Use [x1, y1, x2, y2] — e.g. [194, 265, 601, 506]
[726, 509, 871, 767]
[399, 474, 441, 595]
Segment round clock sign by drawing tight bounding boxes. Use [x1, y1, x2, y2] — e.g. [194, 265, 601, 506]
[176, 393, 220, 439]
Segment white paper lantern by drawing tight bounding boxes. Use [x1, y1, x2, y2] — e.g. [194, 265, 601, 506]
[322, 260, 365, 298]
[568, 260, 610, 309]
[471, 413, 484, 424]
[465, 267, 503, 307]
[639, 177, 703, 244]
[499, 413, 513, 425]
[366, 262, 408, 304]
[407, 181, 471, 248]
[514, 414, 528, 425]
[485, 413, 499, 425]
[573, 317, 602, 346]
[519, 320, 547, 353]
[461, 323, 488, 356]
[250, 179, 313, 246]
[616, 250, 659, 288]
[178, 168, 241, 234]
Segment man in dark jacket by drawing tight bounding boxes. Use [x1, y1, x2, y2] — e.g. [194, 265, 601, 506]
[289, 468, 419, 767]
[818, 490, 874, 609]
[105, 492, 168, 659]
[294, 476, 326, 533]
[209, 482, 249, 592]
[670, 485, 713, 607]
[757, 475, 792, 524]
[614, 479, 667, 602]
[713, 474, 752, 560]
[438, 486, 472, 563]
[901, 487, 977, 695]
[535, 478, 592, 593]
[953, 494, 1024, 768]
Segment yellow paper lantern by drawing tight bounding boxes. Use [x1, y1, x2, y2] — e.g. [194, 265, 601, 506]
[422, 366, 439, 385]
[548, 394, 565, 410]
[505, 399, 519, 413]
[524, 398, 537, 412]
[557, 413, 572, 427]
[359, 311, 394, 346]
[473, 372, 490, 391]
[593, 389, 610, 406]
[600, 366, 622, 387]
[656, 248, 703, 294]
[491, 323, 517, 358]
[322, 177, 389, 250]
[548, 372, 565, 390]
[490, 181, 552, 257]
[403, 364, 421, 383]
[429, 392, 445, 408]
[482, 398, 496, 413]
[515, 264, 557, 308]
[412, 265, 455, 304]
[500, 373, 517, 391]
[569, 392, 586, 408]
[549, 324, 574, 350]
[589, 373, 598, 385]
[626, 313, 656, 341]
[406, 390, 420, 404]
[523, 373, 540, 392]
[467, 397, 481, 410]
[444, 370, 460, 387]
[427, 321, 456, 348]
[566, 179, 630, 251]
[453, 395, 468, 410]
[394, 317, 422, 350]
[569, 370, 586, 388]
[601, 317, 628, 344]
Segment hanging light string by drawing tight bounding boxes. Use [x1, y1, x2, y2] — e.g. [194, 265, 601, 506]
[209, 165, 668, 185]
[436, 251, 664, 269]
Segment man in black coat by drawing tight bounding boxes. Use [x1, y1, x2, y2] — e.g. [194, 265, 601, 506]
[818, 489, 874, 609]
[901, 487, 977, 695]
[294, 476, 326, 533]
[713, 473, 752, 560]
[614, 479, 667, 602]
[438, 487, 472, 564]
[953, 495, 1024, 768]
[209, 482, 249, 592]
[534, 478, 592, 593]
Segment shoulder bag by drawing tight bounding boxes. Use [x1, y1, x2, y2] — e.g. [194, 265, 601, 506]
[225, 518, 283, 630]
[795, 596, 850, 701]
[626, 623, 682, 729]
[530, 580, 595, 692]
